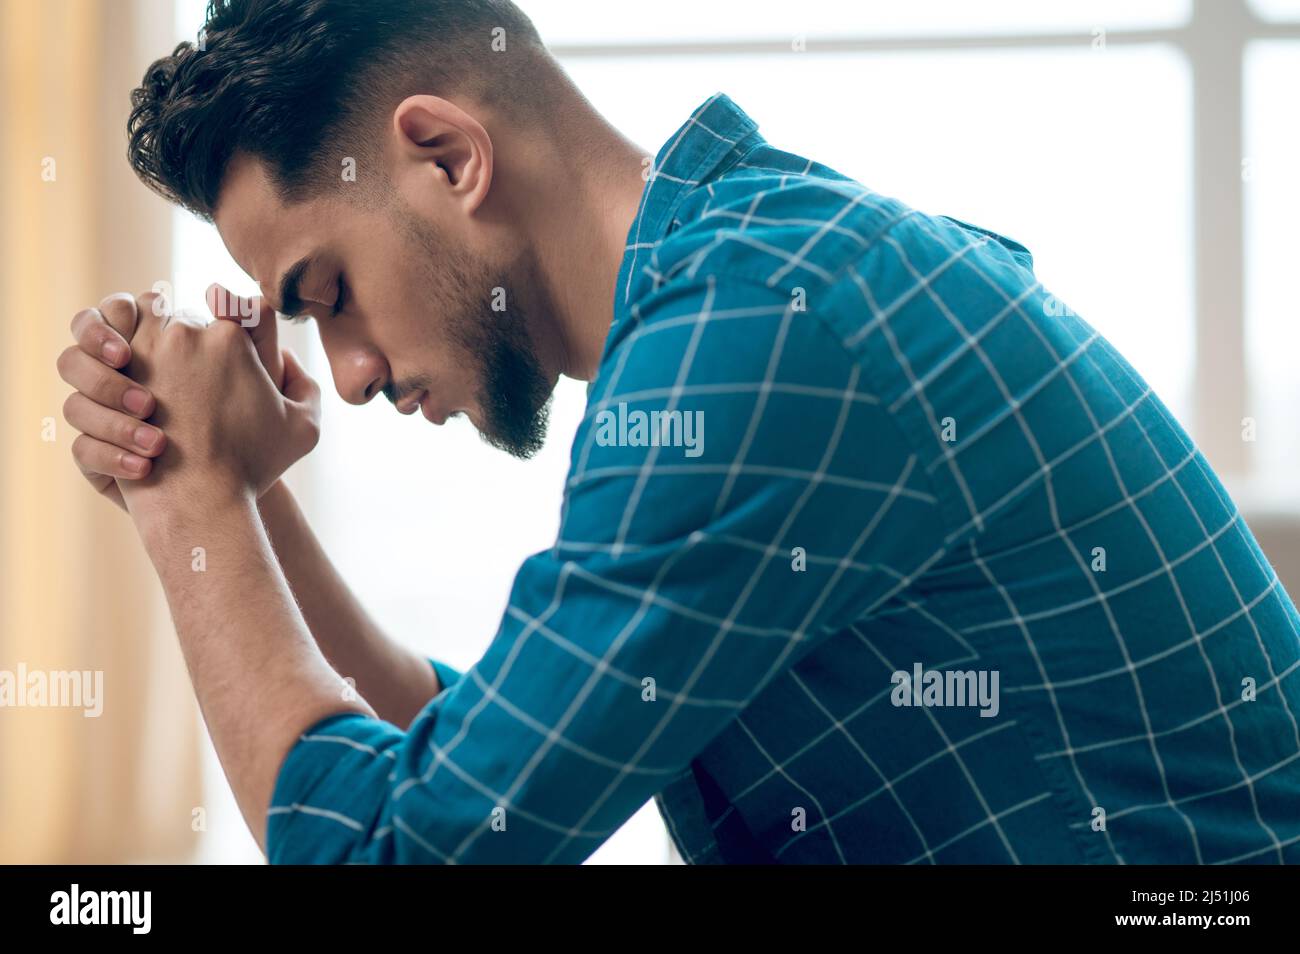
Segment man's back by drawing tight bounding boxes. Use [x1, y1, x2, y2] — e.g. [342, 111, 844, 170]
[615, 94, 1300, 864]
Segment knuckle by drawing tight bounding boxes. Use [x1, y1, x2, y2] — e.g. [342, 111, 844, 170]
[210, 317, 241, 340]
[94, 373, 123, 406]
[69, 307, 99, 335]
[55, 345, 77, 378]
[137, 290, 164, 317]
[98, 291, 133, 311]
[166, 319, 198, 346]
[209, 321, 246, 354]
[98, 292, 138, 331]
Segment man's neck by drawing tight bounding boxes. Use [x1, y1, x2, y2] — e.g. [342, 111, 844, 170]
[507, 97, 647, 383]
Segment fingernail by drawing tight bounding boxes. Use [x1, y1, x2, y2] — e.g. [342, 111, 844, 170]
[103, 341, 127, 365]
[123, 388, 150, 415]
[134, 427, 159, 452]
[122, 453, 148, 475]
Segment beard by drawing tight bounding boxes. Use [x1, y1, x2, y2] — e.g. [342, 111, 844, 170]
[399, 209, 553, 459]
[449, 287, 552, 459]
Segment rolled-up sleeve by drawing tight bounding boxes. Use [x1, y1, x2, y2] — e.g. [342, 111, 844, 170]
[267, 271, 949, 864]
[429, 658, 463, 696]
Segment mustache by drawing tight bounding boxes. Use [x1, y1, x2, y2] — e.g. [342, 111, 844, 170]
[383, 376, 430, 408]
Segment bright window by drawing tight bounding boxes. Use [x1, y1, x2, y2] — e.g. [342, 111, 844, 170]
[529, 0, 1190, 43]
[563, 45, 1193, 422]
[1244, 41, 1300, 503]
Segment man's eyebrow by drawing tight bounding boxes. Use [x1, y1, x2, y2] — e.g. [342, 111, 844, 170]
[273, 255, 314, 318]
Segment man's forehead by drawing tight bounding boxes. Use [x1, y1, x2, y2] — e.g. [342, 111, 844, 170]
[212, 153, 315, 304]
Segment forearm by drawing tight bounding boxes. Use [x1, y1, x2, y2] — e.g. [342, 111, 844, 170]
[258, 480, 441, 727]
[134, 490, 373, 851]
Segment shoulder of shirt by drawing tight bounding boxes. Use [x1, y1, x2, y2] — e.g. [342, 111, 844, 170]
[619, 142, 928, 342]
[607, 140, 1036, 377]
[604, 145, 911, 386]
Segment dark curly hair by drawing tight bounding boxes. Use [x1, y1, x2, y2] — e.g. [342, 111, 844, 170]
[127, 0, 545, 220]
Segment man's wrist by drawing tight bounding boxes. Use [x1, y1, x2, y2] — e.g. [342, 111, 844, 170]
[129, 479, 257, 553]
[256, 478, 295, 531]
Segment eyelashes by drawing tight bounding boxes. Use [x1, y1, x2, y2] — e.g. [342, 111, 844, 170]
[283, 276, 346, 324]
[333, 276, 347, 317]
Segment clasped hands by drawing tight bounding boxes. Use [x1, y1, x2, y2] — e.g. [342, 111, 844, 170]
[56, 285, 321, 531]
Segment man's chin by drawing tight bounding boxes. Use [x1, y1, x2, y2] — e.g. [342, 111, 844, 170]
[476, 394, 552, 460]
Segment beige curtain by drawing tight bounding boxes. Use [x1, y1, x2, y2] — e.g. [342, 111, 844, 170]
[0, 0, 203, 863]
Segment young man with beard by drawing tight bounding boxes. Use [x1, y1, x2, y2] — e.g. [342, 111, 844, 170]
[57, 0, 1300, 864]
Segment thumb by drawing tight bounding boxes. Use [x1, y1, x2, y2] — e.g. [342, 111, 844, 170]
[206, 282, 285, 391]
[281, 347, 321, 435]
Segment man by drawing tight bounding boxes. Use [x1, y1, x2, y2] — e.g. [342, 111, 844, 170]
[57, 0, 1300, 864]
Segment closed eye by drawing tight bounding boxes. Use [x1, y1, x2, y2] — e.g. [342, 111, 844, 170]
[282, 277, 345, 324]
[333, 276, 347, 317]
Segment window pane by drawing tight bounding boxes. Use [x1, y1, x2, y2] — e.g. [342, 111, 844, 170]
[527, 0, 1190, 45]
[1249, 0, 1300, 21]
[1244, 42, 1300, 504]
[562, 46, 1194, 421]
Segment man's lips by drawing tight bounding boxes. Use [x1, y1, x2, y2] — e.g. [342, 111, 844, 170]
[395, 389, 459, 425]
[395, 391, 424, 416]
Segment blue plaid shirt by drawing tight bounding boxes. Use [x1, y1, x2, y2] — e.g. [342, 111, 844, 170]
[268, 94, 1300, 864]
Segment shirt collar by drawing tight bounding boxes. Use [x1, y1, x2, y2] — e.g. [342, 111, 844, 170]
[615, 94, 762, 301]
[600, 94, 762, 373]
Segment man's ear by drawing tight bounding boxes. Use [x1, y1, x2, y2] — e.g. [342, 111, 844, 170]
[392, 94, 493, 215]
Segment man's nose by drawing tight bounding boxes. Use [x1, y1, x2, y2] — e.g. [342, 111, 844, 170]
[327, 346, 387, 406]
